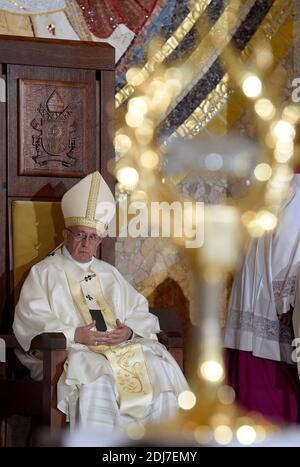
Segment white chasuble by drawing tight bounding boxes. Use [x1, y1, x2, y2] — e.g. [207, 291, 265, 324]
[225, 176, 300, 363]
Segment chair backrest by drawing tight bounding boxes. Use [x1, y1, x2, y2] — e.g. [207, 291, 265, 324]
[12, 200, 64, 302]
[150, 307, 183, 333]
[0, 35, 115, 330]
[150, 307, 184, 371]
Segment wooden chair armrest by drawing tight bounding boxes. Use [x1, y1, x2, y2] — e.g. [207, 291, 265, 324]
[158, 331, 183, 348]
[30, 333, 66, 350]
[0, 332, 66, 350]
[0, 334, 22, 349]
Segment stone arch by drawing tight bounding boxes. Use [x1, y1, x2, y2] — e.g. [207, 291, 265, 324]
[148, 276, 190, 337]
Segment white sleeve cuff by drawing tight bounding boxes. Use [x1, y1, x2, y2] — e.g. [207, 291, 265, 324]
[128, 330, 136, 340]
[63, 328, 76, 347]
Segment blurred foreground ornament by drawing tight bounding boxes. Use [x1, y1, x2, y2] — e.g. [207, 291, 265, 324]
[113, 0, 300, 446]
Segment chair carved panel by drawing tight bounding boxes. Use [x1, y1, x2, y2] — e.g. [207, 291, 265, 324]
[19, 79, 89, 178]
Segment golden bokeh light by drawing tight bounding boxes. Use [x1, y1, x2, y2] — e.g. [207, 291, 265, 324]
[126, 67, 145, 87]
[214, 425, 233, 445]
[125, 111, 144, 128]
[236, 425, 257, 445]
[242, 75, 262, 98]
[254, 98, 275, 120]
[128, 97, 148, 118]
[200, 361, 224, 382]
[114, 133, 132, 155]
[272, 120, 295, 141]
[257, 210, 277, 231]
[126, 422, 145, 440]
[178, 390, 197, 410]
[254, 163, 272, 181]
[217, 385, 236, 405]
[140, 150, 160, 169]
[116, 166, 139, 188]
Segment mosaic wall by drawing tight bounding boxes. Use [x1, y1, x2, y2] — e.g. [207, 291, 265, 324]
[115, 0, 295, 331]
[294, 1, 300, 76]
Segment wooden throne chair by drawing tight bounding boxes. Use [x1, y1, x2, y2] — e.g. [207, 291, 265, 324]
[0, 36, 184, 441]
[0, 35, 116, 437]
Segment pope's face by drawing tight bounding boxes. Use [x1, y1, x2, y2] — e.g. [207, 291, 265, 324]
[63, 226, 102, 263]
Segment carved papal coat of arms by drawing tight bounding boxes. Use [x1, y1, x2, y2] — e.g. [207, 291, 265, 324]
[31, 89, 76, 168]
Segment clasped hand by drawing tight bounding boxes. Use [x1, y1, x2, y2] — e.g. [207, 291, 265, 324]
[74, 318, 132, 346]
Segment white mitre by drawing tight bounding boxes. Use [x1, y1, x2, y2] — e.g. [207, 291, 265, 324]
[61, 171, 115, 235]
